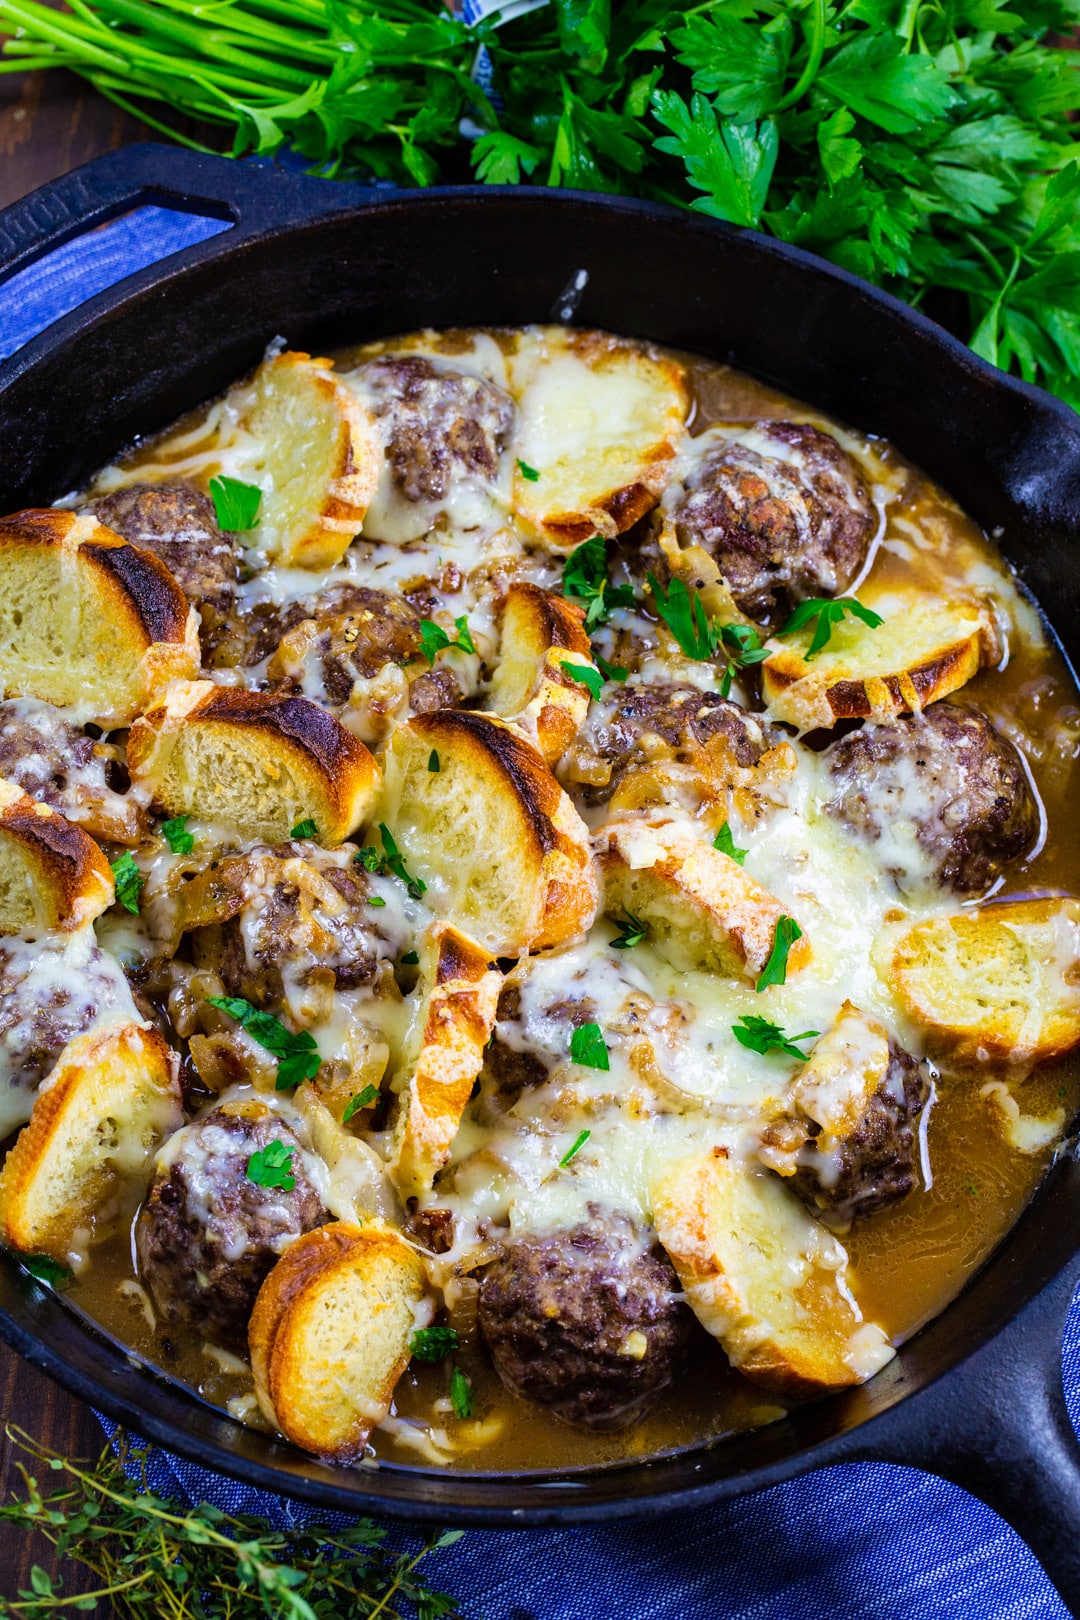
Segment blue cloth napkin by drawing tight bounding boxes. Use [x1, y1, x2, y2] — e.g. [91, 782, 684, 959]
[1, 197, 1078, 1619]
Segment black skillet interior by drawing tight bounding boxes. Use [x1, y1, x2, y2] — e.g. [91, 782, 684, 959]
[2, 144, 1080, 1605]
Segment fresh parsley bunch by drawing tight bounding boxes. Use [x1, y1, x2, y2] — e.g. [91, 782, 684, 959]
[3, 0, 1078, 403]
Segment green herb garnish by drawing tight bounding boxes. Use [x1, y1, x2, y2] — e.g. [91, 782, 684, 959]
[354, 846, 383, 873]
[756, 916, 804, 993]
[206, 996, 321, 1089]
[379, 823, 427, 900]
[559, 1129, 591, 1167]
[110, 850, 144, 915]
[161, 815, 194, 855]
[410, 1325, 459, 1363]
[290, 818, 318, 840]
[594, 652, 628, 683]
[647, 572, 716, 661]
[428, 749, 440, 772]
[209, 474, 261, 532]
[368, 895, 387, 908]
[611, 912, 648, 950]
[342, 1083, 380, 1124]
[418, 616, 475, 666]
[400, 950, 420, 965]
[20, 1254, 72, 1288]
[246, 1140, 296, 1191]
[563, 536, 635, 631]
[516, 459, 540, 482]
[732, 1015, 819, 1060]
[713, 821, 748, 865]
[569, 1022, 610, 1072]
[559, 659, 604, 701]
[779, 597, 885, 660]
[449, 1366, 474, 1420]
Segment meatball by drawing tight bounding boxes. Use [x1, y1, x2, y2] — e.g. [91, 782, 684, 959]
[478, 1212, 693, 1428]
[362, 354, 513, 503]
[669, 423, 876, 621]
[0, 698, 143, 842]
[823, 703, 1038, 895]
[136, 1101, 328, 1347]
[790, 1042, 930, 1223]
[565, 679, 775, 806]
[90, 482, 239, 614]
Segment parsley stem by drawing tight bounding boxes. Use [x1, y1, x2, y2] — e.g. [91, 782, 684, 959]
[776, 0, 826, 110]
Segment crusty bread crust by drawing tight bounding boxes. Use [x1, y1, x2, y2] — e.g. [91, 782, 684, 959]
[486, 583, 592, 764]
[388, 923, 501, 1202]
[596, 818, 810, 982]
[0, 509, 199, 725]
[0, 778, 114, 932]
[382, 709, 599, 955]
[0, 1020, 182, 1262]
[128, 680, 380, 844]
[249, 1221, 429, 1462]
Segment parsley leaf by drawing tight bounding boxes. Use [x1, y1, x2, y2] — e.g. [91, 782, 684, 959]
[410, 1324, 459, 1363]
[161, 815, 194, 855]
[449, 1366, 474, 1420]
[595, 652, 628, 683]
[559, 659, 604, 700]
[206, 996, 321, 1089]
[428, 749, 441, 772]
[647, 571, 717, 660]
[400, 950, 420, 965]
[473, 130, 541, 185]
[379, 823, 427, 900]
[516, 458, 541, 481]
[342, 1083, 380, 1123]
[559, 1128, 591, 1166]
[732, 1014, 819, 1059]
[246, 1140, 296, 1191]
[611, 912, 648, 949]
[354, 846, 383, 873]
[290, 818, 318, 840]
[779, 597, 885, 659]
[110, 851, 144, 915]
[714, 821, 748, 864]
[418, 616, 475, 666]
[756, 916, 804, 993]
[563, 536, 634, 631]
[569, 1022, 610, 1071]
[209, 475, 261, 532]
[20, 1254, 72, 1288]
[653, 92, 779, 228]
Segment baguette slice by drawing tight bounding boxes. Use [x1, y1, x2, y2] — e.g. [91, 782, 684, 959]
[249, 1221, 430, 1462]
[128, 680, 380, 845]
[892, 897, 1080, 1066]
[233, 351, 381, 569]
[0, 779, 113, 932]
[508, 328, 689, 548]
[762, 596, 995, 731]
[0, 1020, 182, 1263]
[596, 818, 810, 983]
[652, 1149, 894, 1397]
[381, 710, 599, 955]
[388, 923, 501, 1202]
[0, 510, 198, 726]
[486, 583, 593, 765]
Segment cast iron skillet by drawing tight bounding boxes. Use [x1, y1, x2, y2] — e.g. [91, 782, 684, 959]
[1, 140, 1080, 1606]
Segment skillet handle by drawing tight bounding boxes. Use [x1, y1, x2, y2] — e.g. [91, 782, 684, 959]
[866, 1260, 1080, 1617]
[0, 142, 373, 289]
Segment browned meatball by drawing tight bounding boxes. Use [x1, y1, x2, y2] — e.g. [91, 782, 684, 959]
[0, 698, 143, 842]
[823, 703, 1038, 895]
[136, 1102, 328, 1348]
[478, 1212, 694, 1428]
[565, 680, 775, 806]
[362, 355, 513, 503]
[670, 423, 876, 621]
[90, 482, 239, 614]
[790, 1042, 931, 1223]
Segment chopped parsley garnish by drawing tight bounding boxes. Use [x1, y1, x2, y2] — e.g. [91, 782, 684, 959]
[342, 1083, 380, 1124]
[379, 823, 427, 900]
[713, 821, 748, 865]
[516, 459, 540, 482]
[400, 950, 420, 965]
[559, 1129, 591, 1167]
[418, 615, 476, 666]
[449, 1366, 474, 1420]
[755, 916, 804, 994]
[428, 749, 440, 773]
[647, 572, 716, 660]
[779, 597, 885, 661]
[594, 651, 628, 683]
[20, 1254, 72, 1288]
[563, 536, 635, 632]
[410, 1325, 459, 1363]
[354, 846, 383, 873]
[368, 894, 387, 908]
[611, 912, 648, 950]
[161, 815, 194, 855]
[559, 659, 604, 701]
[246, 1140, 296, 1191]
[569, 1022, 610, 1072]
[732, 1015, 819, 1060]
[110, 851, 144, 915]
[206, 996, 321, 1089]
[718, 622, 771, 696]
[290, 818, 318, 840]
[209, 474, 261, 532]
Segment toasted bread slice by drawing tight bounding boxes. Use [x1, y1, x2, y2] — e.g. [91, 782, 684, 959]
[128, 680, 380, 845]
[0, 1021, 182, 1263]
[762, 596, 995, 731]
[249, 1221, 430, 1462]
[596, 818, 810, 983]
[892, 897, 1080, 1066]
[388, 923, 501, 1202]
[486, 583, 593, 765]
[508, 328, 689, 548]
[233, 351, 381, 569]
[381, 710, 599, 955]
[0, 780, 113, 932]
[789, 1001, 890, 1137]
[0, 510, 198, 726]
[652, 1149, 894, 1397]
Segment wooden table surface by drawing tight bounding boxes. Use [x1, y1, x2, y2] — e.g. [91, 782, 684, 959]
[0, 65, 196, 1604]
